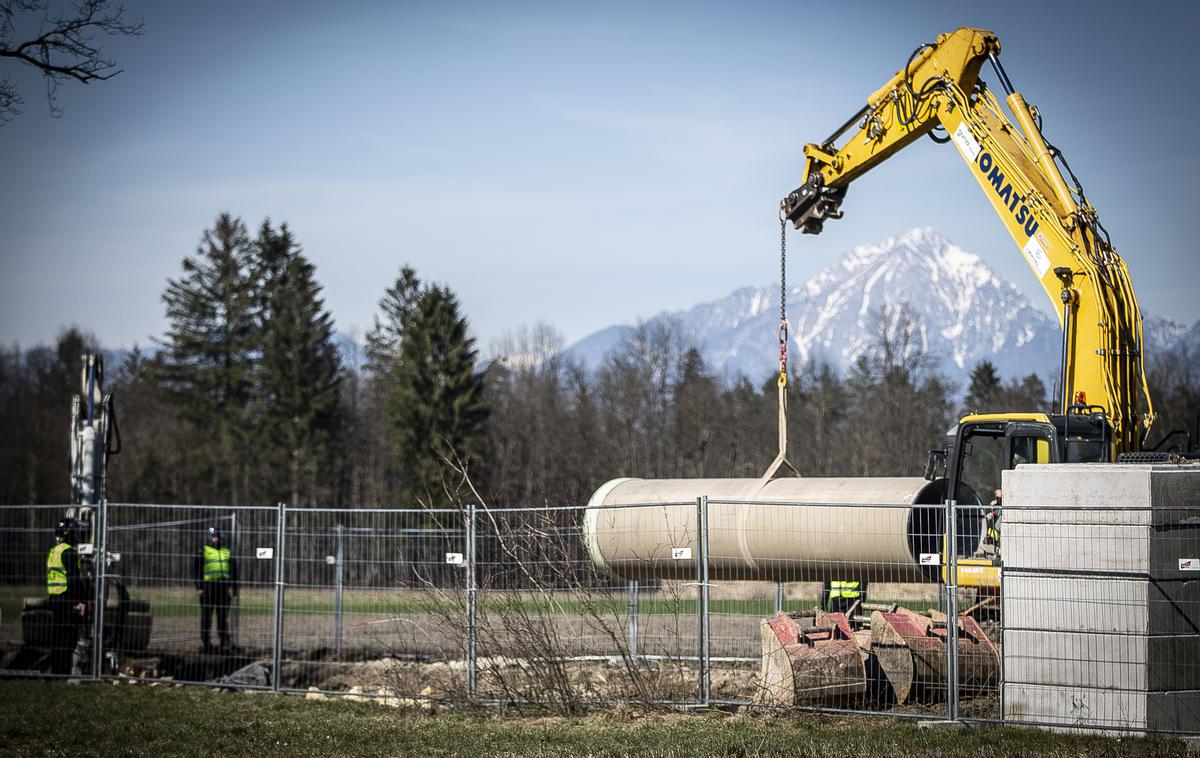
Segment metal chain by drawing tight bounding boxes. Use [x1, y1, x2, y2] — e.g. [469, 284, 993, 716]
[780, 218, 787, 323]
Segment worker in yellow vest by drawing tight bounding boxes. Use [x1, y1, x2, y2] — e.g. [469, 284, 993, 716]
[47, 518, 89, 674]
[821, 579, 867, 615]
[193, 526, 238, 653]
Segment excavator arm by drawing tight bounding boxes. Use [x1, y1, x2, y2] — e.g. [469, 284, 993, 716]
[781, 27, 1153, 456]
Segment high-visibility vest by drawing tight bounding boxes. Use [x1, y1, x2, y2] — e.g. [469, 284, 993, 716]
[829, 580, 862, 600]
[47, 542, 73, 596]
[203, 545, 232, 581]
[984, 511, 1001, 546]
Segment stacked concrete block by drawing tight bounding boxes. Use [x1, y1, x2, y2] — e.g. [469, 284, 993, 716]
[1001, 463, 1200, 733]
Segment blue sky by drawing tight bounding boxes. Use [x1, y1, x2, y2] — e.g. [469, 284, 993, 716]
[2, 1, 1197, 354]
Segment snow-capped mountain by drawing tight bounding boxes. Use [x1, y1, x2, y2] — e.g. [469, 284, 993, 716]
[564, 228, 1196, 389]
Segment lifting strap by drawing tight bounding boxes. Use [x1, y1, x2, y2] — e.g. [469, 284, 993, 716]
[759, 217, 801, 486]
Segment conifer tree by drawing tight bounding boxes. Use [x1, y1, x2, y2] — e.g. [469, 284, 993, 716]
[384, 282, 488, 504]
[964, 360, 1002, 413]
[252, 221, 342, 506]
[364, 266, 421, 377]
[159, 214, 256, 502]
[356, 267, 425, 505]
[963, 361, 1047, 415]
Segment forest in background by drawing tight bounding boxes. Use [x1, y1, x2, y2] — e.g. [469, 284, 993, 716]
[2, 215, 1197, 509]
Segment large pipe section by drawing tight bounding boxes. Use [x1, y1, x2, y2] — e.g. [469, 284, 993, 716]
[584, 477, 967, 583]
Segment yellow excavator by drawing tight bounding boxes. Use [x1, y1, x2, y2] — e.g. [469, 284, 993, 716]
[780, 27, 1161, 596]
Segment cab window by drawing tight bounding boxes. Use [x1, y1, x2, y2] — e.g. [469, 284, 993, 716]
[1010, 434, 1052, 466]
[1065, 438, 1107, 462]
[957, 429, 1004, 505]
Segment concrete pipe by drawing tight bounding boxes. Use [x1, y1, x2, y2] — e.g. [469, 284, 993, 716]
[583, 477, 975, 583]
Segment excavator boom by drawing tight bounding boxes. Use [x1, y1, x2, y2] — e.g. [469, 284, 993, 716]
[782, 27, 1152, 457]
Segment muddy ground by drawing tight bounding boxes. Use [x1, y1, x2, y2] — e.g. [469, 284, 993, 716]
[2, 582, 999, 718]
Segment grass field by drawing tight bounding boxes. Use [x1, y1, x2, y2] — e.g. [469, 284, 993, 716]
[0, 680, 1194, 757]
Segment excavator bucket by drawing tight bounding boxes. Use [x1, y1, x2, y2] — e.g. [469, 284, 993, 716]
[757, 610, 867, 706]
[869, 607, 999, 704]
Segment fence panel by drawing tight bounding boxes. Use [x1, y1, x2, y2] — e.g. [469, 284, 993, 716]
[1, 495, 1197, 736]
[101, 503, 278, 686]
[469, 504, 694, 708]
[0, 505, 82, 678]
[701, 498, 985, 718]
[278, 506, 466, 701]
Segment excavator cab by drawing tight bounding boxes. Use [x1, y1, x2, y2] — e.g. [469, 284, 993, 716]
[924, 410, 1111, 595]
[930, 410, 1111, 500]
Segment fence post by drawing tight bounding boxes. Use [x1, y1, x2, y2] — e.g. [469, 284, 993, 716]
[946, 498, 960, 722]
[91, 498, 107, 679]
[997, 503, 1005, 722]
[333, 523, 344, 655]
[628, 580, 639, 661]
[230, 511, 240, 651]
[696, 495, 711, 706]
[466, 502, 477, 698]
[272, 502, 286, 692]
[774, 581, 784, 615]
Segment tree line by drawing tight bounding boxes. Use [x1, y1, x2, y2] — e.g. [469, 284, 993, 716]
[1, 215, 1197, 509]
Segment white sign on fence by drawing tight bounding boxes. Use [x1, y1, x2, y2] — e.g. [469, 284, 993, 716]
[256, 547, 274, 559]
[671, 547, 692, 560]
[445, 552, 464, 565]
[76, 543, 94, 555]
[919, 553, 941, 566]
[1181, 558, 1199, 571]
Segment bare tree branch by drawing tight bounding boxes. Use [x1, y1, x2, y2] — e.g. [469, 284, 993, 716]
[0, 0, 143, 123]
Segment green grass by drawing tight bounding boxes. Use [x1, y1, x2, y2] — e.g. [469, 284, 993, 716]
[0, 680, 1192, 757]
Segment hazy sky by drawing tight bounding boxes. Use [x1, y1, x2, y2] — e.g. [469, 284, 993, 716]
[2, 1, 1197, 355]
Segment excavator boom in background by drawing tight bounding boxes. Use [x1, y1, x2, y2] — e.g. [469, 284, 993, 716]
[15, 354, 151, 674]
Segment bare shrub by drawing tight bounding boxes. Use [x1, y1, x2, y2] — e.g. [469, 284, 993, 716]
[380, 461, 696, 715]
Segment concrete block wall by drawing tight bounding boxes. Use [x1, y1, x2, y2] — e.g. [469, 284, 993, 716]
[1004, 574, 1199, 635]
[1000, 463, 1200, 734]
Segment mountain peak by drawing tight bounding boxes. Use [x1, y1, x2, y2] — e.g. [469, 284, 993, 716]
[842, 227, 950, 271]
[890, 226, 945, 250]
[562, 229, 1192, 390]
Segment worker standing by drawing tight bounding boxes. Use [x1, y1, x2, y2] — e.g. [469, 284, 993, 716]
[979, 488, 1003, 559]
[46, 518, 88, 675]
[194, 526, 238, 654]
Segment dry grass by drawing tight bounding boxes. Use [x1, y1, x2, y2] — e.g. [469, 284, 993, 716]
[1, 680, 1193, 757]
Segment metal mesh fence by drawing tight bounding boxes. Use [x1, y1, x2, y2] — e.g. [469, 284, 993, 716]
[0, 505, 75, 679]
[704, 499, 967, 717]
[0, 494, 1196, 734]
[278, 507, 467, 698]
[102, 503, 277, 686]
